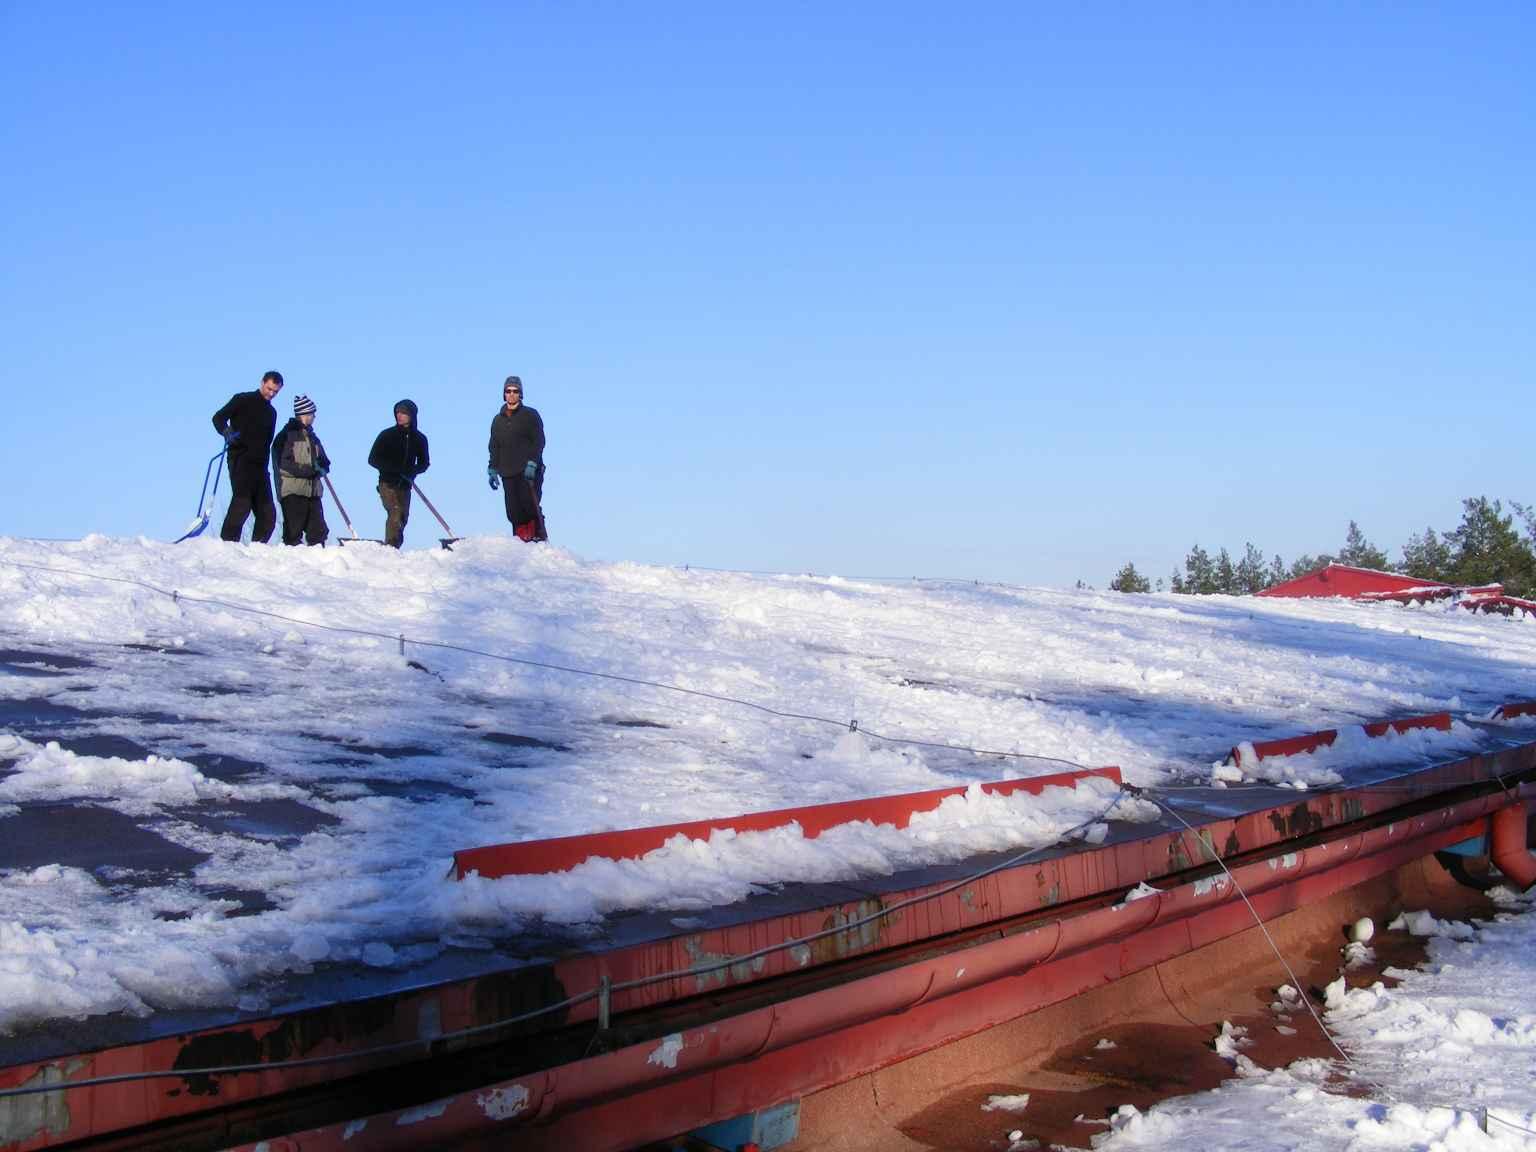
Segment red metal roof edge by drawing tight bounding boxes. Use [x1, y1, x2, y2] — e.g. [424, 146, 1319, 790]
[453, 765, 1122, 879]
[1228, 711, 1453, 767]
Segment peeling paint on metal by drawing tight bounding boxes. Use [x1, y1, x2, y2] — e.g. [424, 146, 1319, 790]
[396, 1099, 451, 1125]
[682, 935, 765, 991]
[417, 997, 442, 1041]
[648, 1033, 685, 1069]
[1193, 875, 1228, 897]
[343, 1118, 368, 1139]
[1281, 852, 1299, 868]
[0, 1060, 83, 1145]
[477, 1085, 530, 1120]
[960, 887, 975, 907]
[790, 943, 812, 967]
[955, 967, 966, 980]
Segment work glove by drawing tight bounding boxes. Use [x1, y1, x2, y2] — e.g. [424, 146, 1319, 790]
[487, 466, 500, 490]
[316, 465, 329, 478]
[221, 428, 240, 446]
[522, 460, 538, 481]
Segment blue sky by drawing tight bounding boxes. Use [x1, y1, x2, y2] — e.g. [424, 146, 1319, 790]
[3, 3, 1532, 586]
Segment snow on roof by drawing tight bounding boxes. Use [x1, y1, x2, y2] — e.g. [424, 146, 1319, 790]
[3, 535, 1536, 1040]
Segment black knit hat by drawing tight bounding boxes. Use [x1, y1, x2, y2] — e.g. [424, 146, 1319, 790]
[504, 375, 522, 393]
[293, 395, 316, 417]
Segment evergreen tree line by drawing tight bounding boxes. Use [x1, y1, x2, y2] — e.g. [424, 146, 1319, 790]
[1107, 497, 1536, 598]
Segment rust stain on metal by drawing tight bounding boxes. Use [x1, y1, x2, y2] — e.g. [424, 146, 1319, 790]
[1269, 803, 1325, 838]
[811, 898, 891, 964]
[1196, 830, 1219, 862]
[1168, 838, 1191, 870]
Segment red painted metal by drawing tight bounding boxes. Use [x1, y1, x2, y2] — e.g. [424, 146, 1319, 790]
[1257, 564, 1453, 599]
[1490, 803, 1536, 890]
[7, 729, 1536, 1152]
[453, 766, 1122, 879]
[219, 793, 1533, 1152]
[1256, 565, 1536, 618]
[1498, 701, 1536, 721]
[1227, 710, 1452, 767]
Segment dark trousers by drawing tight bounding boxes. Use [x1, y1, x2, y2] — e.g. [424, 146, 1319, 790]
[378, 482, 411, 548]
[221, 456, 276, 543]
[501, 475, 545, 541]
[280, 494, 329, 546]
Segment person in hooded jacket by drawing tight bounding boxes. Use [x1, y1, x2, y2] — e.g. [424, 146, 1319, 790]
[367, 399, 429, 548]
[270, 393, 332, 546]
[486, 375, 547, 541]
[210, 370, 284, 542]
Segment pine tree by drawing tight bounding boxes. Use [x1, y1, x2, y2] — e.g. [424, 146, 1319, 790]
[1400, 527, 1450, 582]
[1445, 497, 1536, 596]
[1109, 561, 1152, 593]
[1235, 543, 1268, 594]
[1267, 554, 1288, 587]
[1338, 521, 1390, 571]
[1180, 544, 1216, 595]
[1214, 548, 1237, 594]
[1287, 553, 1333, 580]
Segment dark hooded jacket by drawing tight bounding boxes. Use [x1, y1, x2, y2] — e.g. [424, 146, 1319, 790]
[368, 399, 430, 490]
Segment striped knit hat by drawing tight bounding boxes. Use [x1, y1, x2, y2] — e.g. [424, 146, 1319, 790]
[293, 395, 317, 417]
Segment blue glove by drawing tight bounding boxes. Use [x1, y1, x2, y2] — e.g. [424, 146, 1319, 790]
[222, 428, 240, 446]
[522, 460, 538, 481]
[487, 466, 500, 490]
[316, 465, 329, 478]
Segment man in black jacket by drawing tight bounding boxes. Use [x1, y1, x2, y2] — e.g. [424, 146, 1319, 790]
[367, 399, 429, 548]
[487, 375, 547, 541]
[211, 370, 284, 543]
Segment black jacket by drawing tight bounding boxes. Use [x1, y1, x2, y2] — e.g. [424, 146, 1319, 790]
[488, 405, 546, 479]
[368, 399, 430, 489]
[212, 391, 278, 468]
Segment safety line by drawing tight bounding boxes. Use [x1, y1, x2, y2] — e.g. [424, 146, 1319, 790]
[0, 558, 1093, 772]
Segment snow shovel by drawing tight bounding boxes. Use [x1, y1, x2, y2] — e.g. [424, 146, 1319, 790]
[174, 448, 227, 542]
[323, 475, 362, 543]
[411, 480, 461, 549]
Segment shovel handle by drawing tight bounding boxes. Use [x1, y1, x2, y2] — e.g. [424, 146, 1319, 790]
[322, 475, 360, 539]
[410, 480, 456, 538]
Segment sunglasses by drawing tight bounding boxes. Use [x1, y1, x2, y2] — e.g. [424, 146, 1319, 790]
[504, 388, 521, 395]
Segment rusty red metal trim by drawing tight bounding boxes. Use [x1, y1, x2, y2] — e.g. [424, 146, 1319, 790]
[1229, 710, 1452, 766]
[452, 766, 1121, 879]
[218, 797, 1527, 1152]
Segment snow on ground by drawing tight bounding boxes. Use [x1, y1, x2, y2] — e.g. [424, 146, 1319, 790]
[1093, 889, 1536, 1151]
[2, 534, 1536, 1043]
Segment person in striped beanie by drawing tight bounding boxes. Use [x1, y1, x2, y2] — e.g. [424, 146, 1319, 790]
[270, 394, 331, 546]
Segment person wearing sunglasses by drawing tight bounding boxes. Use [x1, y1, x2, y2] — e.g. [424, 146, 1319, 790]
[487, 374, 547, 541]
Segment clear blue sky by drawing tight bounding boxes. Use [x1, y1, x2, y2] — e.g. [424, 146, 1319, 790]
[4, 3, 1532, 586]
